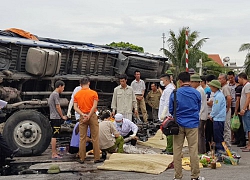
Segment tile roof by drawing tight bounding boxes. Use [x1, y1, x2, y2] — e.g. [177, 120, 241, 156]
[208, 54, 224, 66]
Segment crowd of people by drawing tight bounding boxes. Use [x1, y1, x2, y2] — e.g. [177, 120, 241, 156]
[1, 65, 249, 179]
[48, 76, 139, 164]
[42, 69, 250, 180]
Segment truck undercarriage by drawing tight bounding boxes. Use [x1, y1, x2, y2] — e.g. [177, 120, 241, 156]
[0, 31, 168, 157]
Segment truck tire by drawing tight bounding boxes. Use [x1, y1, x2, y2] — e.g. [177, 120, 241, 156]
[128, 56, 159, 70]
[126, 66, 157, 79]
[2, 110, 52, 156]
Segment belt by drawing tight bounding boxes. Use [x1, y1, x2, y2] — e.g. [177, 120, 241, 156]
[135, 94, 142, 96]
[81, 112, 90, 116]
[82, 112, 90, 114]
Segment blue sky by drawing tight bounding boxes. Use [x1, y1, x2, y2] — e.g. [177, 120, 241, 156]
[1, 0, 249, 66]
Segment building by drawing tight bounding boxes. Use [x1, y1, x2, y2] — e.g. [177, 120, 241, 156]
[208, 54, 224, 66]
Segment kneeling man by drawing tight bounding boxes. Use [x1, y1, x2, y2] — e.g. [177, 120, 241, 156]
[114, 113, 138, 146]
[99, 111, 124, 159]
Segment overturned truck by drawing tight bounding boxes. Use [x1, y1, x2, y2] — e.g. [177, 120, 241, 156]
[0, 33, 168, 156]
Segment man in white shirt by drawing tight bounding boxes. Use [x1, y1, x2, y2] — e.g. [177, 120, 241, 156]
[131, 70, 148, 122]
[205, 74, 216, 152]
[191, 74, 208, 154]
[67, 83, 82, 120]
[111, 74, 138, 121]
[114, 113, 138, 146]
[158, 74, 175, 155]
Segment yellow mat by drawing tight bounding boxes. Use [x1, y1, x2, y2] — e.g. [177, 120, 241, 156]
[182, 157, 221, 170]
[138, 130, 188, 149]
[97, 153, 173, 174]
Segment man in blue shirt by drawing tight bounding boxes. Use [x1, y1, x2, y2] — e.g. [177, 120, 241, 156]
[68, 123, 93, 156]
[169, 72, 202, 180]
[208, 80, 226, 152]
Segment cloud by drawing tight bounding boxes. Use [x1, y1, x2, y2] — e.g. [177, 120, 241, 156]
[0, 0, 249, 66]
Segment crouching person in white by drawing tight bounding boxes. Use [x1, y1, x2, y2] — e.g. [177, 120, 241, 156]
[114, 113, 138, 146]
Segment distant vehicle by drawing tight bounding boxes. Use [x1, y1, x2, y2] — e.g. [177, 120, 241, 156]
[0, 30, 168, 156]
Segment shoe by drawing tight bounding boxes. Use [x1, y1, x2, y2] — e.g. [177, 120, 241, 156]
[94, 159, 104, 163]
[77, 159, 84, 164]
[101, 151, 107, 160]
[165, 152, 173, 155]
[191, 177, 205, 180]
[162, 149, 167, 153]
[237, 143, 246, 147]
[162, 150, 173, 155]
[10, 148, 19, 159]
[232, 141, 240, 145]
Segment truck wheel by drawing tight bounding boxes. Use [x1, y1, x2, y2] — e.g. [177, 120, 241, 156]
[126, 66, 157, 79]
[2, 110, 52, 156]
[128, 56, 159, 70]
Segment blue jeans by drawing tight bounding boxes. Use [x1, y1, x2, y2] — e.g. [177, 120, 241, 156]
[213, 121, 225, 151]
[242, 110, 250, 132]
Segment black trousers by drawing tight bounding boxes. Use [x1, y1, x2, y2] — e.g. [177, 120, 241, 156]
[234, 115, 246, 144]
[205, 119, 214, 152]
[123, 131, 137, 146]
[0, 133, 12, 158]
[68, 142, 93, 154]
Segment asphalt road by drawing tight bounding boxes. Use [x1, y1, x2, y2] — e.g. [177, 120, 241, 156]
[1, 144, 249, 180]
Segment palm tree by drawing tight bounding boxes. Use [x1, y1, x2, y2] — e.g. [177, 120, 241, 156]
[161, 27, 208, 76]
[239, 43, 250, 75]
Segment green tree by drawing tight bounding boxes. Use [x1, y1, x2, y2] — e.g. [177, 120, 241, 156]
[239, 43, 250, 75]
[107, 42, 144, 52]
[161, 27, 208, 76]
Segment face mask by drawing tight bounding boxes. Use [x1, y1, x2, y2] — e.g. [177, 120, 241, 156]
[160, 80, 164, 86]
[116, 122, 123, 126]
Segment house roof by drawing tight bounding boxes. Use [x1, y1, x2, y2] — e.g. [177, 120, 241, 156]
[208, 54, 224, 66]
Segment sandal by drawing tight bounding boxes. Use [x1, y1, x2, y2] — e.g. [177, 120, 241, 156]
[240, 146, 247, 149]
[242, 148, 250, 152]
[52, 156, 62, 160]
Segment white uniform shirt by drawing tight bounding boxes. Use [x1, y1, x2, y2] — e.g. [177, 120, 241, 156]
[158, 83, 175, 119]
[196, 85, 208, 120]
[207, 92, 214, 114]
[131, 79, 146, 95]
[114, 118, 138, 137]
[111, 85, 137, 114]
[69, 86, 82, 120]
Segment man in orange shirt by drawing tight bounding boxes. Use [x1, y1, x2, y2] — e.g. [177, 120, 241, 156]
[74, 77, 103, 163]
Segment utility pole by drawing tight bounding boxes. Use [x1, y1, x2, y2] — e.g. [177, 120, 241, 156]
[199, 58, 202, 75]
[196, 58, 203, 75]
[162, 33, 166, 56]
[185, 28, 189, 72]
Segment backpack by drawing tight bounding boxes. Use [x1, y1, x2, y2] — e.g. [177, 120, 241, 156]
[161, 89, 179, 136]
[161, 116, 179, 136]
